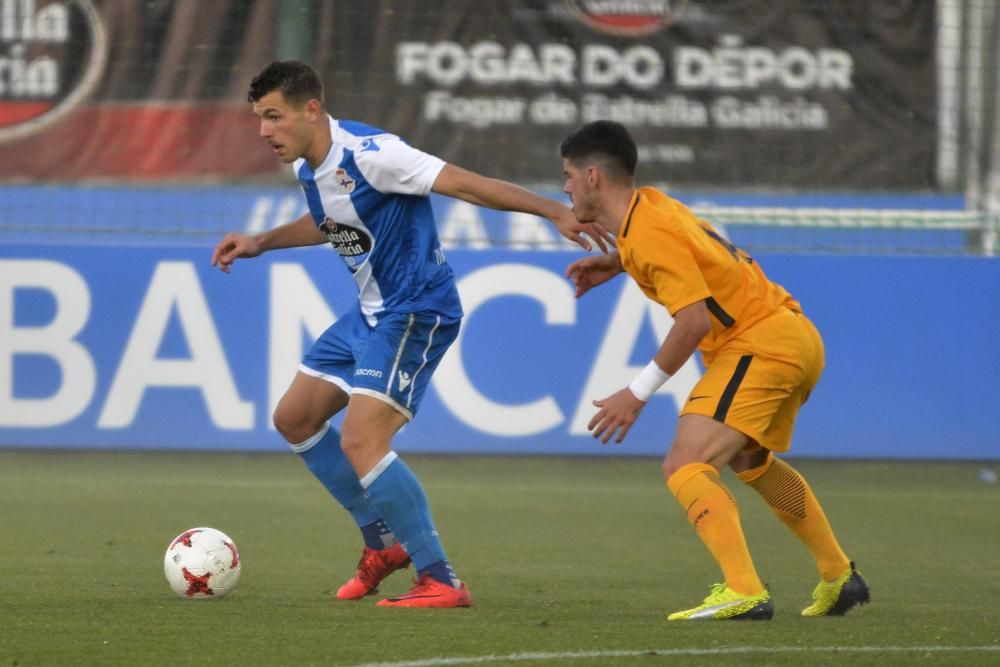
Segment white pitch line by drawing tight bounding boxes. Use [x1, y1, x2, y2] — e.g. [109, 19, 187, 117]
[351, 645, 1000, 667]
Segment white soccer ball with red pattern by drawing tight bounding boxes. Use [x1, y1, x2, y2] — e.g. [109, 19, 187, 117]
[163, 527, 241, 599]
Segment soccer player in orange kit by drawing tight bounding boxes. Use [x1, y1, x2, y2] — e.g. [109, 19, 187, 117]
[561, 120, 870, 620]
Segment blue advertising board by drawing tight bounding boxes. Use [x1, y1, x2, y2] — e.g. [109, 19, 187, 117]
[0, 184, 968, 253]
[1, 244, 997, 459]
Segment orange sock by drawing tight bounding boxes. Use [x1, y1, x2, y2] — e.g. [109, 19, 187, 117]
[667, 463, 764, 596]
[737, 454, 850, 581]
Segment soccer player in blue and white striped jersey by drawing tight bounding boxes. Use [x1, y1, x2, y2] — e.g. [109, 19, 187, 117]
[212, 61, 609, 607]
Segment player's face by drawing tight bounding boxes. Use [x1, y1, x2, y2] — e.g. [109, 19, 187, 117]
[252, 91, 314, 163]
[562, 158, 597, 222]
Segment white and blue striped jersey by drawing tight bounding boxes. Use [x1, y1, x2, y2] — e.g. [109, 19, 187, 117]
[294, 116, 462, 326]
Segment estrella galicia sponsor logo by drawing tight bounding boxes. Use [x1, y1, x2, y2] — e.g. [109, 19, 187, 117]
[354, 368, 383, 379]
[566, 0, 687, 36]
[318, 217, 374, 270]
[0, 0, 108, 143]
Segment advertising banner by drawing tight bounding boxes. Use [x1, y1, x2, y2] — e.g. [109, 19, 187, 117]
[0, 0, 936, 188]
[379, 0, 937, 188]
[2, 244, 997, 459]
[0, 183, 968, 253]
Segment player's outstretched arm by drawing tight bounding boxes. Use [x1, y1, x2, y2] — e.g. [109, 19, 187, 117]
[566, 252, 623, 298]
[211, 213, 327, 273]
[431, 164, 615, 252]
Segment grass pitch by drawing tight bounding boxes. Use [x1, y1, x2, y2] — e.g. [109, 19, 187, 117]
[1, 450, 998, 666]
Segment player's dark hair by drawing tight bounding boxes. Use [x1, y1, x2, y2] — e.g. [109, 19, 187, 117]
[248, 60, 324, 106]
[560, 120, 637, 183]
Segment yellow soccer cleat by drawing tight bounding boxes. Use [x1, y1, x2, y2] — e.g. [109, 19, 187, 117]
[801, 561, 871, 616]
[667, 583, 773, 621]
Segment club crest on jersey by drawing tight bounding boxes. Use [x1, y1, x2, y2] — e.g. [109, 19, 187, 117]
[319, 218, 373, 270]
[334, 168, 356, 194]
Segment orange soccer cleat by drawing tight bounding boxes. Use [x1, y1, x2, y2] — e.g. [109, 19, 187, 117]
[335, 543, 411, 600]
[376, 574, 472, 608]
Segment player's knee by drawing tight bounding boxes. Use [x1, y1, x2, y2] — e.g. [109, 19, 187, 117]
[272, 406, 315, 445]
[337, 428, 366, 455]
[729, 447, 770, 475]
[661, 456, 684, 481]
[661, 437, 704, 480]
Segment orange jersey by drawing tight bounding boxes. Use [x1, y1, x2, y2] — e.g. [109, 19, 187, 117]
[616, 187, 801, 362]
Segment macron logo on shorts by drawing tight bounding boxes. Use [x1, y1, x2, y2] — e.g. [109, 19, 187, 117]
[397, 370, 412, 391]
[355, 368, 383, 379]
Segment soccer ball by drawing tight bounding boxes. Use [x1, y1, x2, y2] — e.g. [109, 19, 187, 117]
[163, 527, 241, 599]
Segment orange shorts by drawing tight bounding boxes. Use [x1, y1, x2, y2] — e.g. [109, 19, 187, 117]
[679, 308, 824, 452]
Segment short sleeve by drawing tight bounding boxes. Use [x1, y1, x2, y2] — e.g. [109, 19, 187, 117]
[632, 224, 710, 315]
[354, 136, 446, 196]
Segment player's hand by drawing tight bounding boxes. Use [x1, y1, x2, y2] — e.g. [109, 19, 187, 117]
[583, 222, 617, 253]
[566, 252, 623, 298]
[588, 387, 646, 444]
[211, 233, 263, 273]
[551, 207, 616, 253]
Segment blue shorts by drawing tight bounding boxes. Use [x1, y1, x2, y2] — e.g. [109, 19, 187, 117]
[300, 306, 461, 420]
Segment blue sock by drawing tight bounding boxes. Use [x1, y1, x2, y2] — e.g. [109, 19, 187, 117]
[361, 452, 458, 586]
[292, 423, 396, 549]
[359, 518, 395, 550]
[419, 560, 458, 586]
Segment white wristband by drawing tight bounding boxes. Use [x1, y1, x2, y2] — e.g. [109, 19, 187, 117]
[628, 361, 671, 402]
